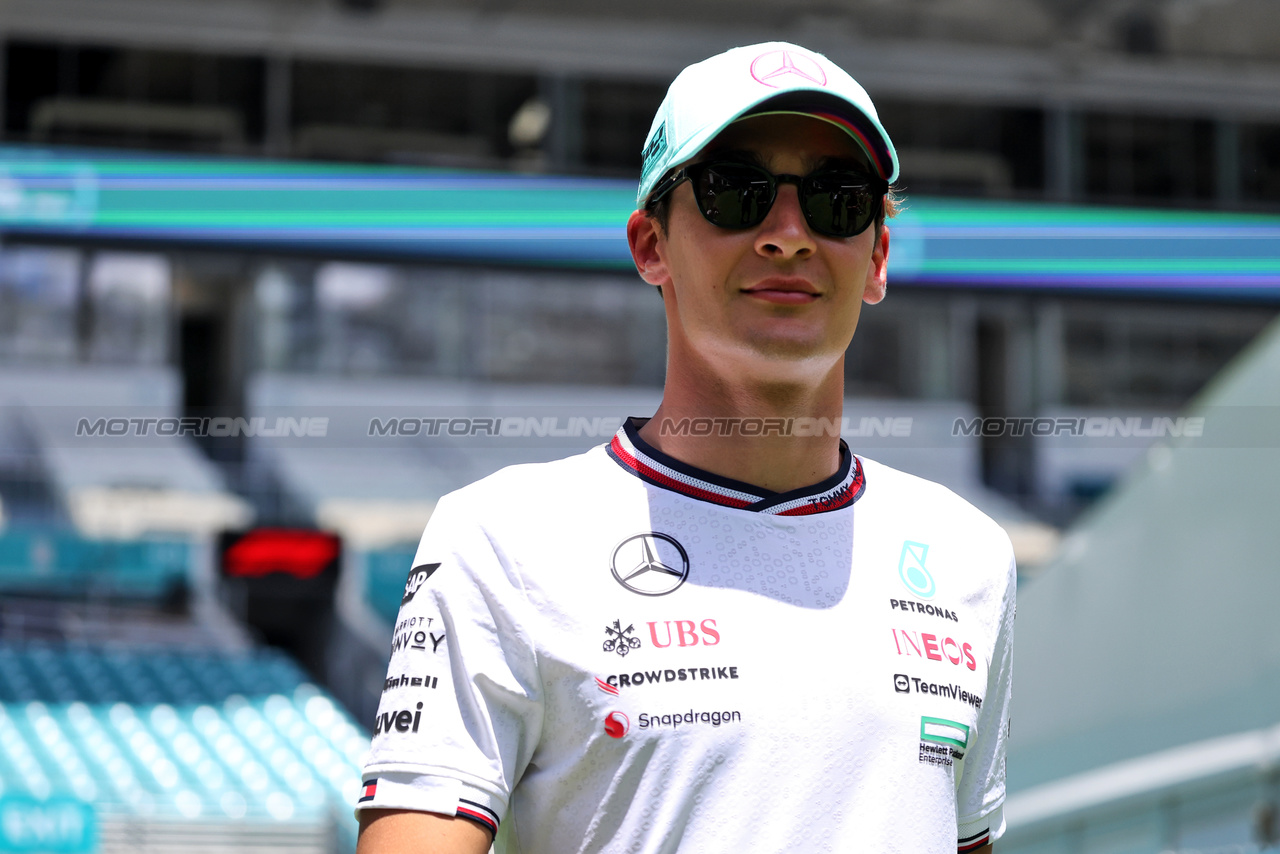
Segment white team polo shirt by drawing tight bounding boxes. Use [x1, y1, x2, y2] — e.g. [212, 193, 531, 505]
[360, 418, 1015, 853]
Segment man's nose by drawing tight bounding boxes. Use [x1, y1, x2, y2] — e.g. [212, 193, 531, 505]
[754, 184, 817, 259]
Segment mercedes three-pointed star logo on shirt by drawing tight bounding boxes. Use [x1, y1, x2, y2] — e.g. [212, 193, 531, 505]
[610, 532, 690, 596]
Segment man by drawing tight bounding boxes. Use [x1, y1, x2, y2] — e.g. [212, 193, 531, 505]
[357, 42, 1013, 854]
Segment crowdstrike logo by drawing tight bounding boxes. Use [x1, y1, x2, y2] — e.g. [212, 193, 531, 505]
[611, 533, 690, 596]
[604, 666, 739, 689]
[749, 50, 828, 89]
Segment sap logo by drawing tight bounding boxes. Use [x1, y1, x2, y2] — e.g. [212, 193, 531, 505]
[647, 619, 720, 648]
[374, 702, 423, 736]
[891, 629, 976, 671]
[401, 563, 441, 605]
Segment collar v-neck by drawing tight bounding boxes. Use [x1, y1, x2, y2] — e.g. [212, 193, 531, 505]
[607, 417, 865, 516]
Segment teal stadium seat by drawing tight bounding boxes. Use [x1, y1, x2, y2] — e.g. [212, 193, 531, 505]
[0, 643, 365, 852]
[364, 546, 417, 624]
[0, 529, 190, 602]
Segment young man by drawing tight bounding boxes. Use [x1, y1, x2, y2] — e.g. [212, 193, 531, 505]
[357, 42, 1014, 854]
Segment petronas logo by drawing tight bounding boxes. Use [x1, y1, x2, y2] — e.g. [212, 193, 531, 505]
[898, 541, 936, 599]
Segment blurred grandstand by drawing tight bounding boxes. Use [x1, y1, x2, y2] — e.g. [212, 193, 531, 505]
[0, 0, 1278, 852]
[0, 527, 366, 852]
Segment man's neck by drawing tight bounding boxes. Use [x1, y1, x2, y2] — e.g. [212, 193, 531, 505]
[637, 364, 845, 494]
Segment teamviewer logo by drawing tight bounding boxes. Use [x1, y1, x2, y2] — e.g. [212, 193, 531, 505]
[894, 674, 911, 693]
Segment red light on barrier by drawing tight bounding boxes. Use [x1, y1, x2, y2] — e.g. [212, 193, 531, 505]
[222, 528, 340, 580]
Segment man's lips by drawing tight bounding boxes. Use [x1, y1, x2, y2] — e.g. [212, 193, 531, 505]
[742, 278, 821, 305]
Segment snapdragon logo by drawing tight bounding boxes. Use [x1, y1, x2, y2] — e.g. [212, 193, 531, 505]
[638, 708, 742, 730]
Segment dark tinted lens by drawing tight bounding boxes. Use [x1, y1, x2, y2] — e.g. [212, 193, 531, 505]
[802, 172, 878, 237]
[693, 164, 775, 228]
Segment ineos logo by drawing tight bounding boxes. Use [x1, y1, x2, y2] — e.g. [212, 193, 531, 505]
[611, 533, 689, 596]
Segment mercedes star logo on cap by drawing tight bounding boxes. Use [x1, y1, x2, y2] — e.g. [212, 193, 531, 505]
[749, 49, 828, 89]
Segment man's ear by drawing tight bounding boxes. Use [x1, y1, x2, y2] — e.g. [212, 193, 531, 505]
[627, 209, 671, 289]
[863, 224, 889, 305]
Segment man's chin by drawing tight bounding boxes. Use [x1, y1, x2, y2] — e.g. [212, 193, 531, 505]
[723, 339, 845, 382]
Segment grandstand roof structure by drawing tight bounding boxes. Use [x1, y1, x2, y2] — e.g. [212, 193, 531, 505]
[5, 0, 1280, 118]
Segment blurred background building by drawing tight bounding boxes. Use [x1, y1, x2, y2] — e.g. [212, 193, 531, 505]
[0, 0, 1277, 850]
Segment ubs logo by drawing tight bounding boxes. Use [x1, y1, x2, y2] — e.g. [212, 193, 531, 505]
[611, 533, 690, 596]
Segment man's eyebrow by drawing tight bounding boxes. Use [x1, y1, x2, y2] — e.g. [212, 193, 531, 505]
[699, 149, 873, 174]
[814, 154, 874, 173]
[698, 148, 766, 167]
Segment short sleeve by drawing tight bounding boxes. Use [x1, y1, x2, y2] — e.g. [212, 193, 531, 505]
[955, 547, 1016, 852]
[356, 492, 543, 838]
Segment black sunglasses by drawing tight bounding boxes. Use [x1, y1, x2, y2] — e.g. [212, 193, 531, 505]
[648, 160, 889, 238]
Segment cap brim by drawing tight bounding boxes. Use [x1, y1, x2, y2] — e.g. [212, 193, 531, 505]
[639, 87, 897, 206]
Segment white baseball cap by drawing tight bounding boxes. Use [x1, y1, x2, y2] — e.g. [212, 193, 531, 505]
[637, 42, 899, 208]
